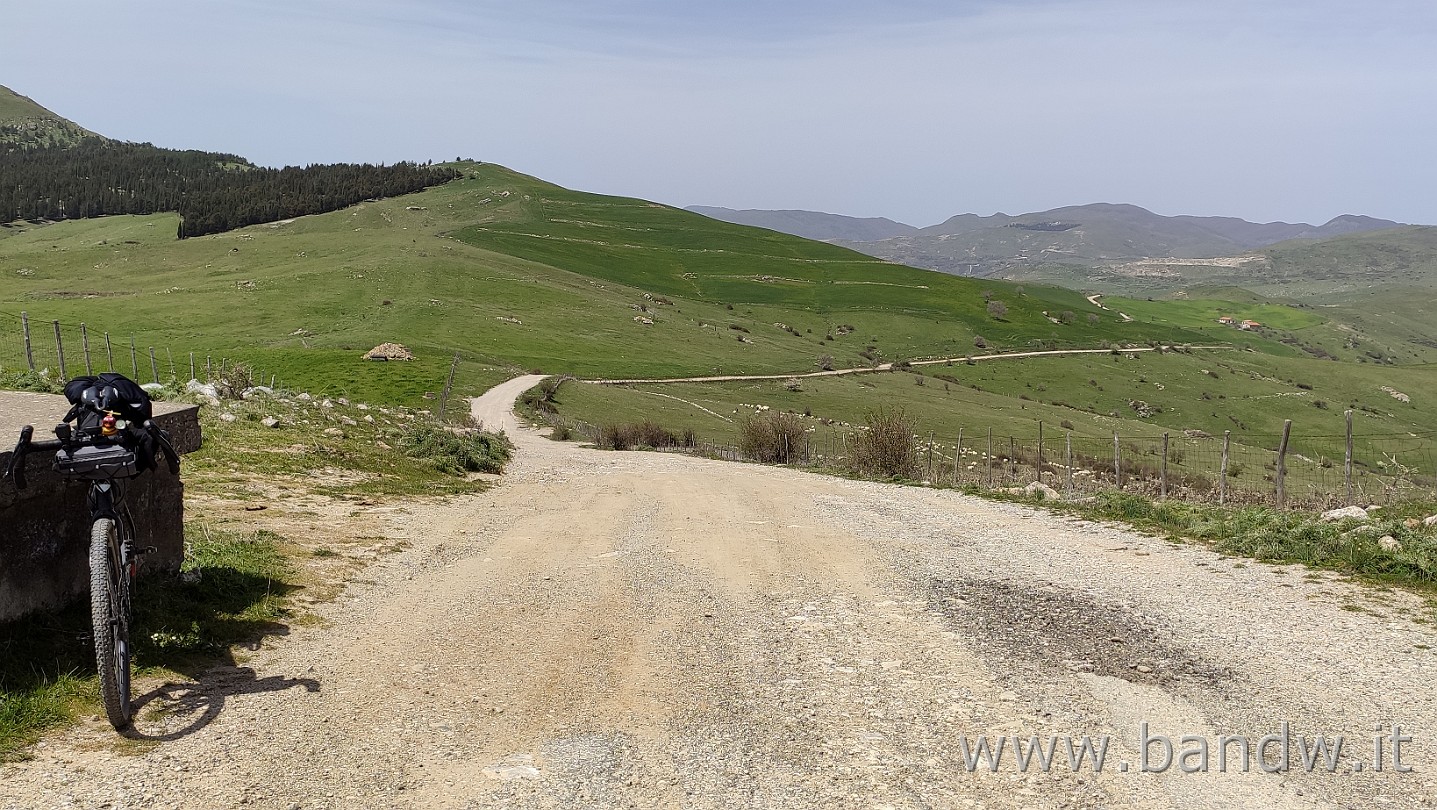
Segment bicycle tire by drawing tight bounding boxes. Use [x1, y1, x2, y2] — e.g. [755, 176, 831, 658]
[89, 517, 133, 729]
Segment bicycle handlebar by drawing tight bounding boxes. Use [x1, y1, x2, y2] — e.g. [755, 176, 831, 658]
[5, 420, 179, 490]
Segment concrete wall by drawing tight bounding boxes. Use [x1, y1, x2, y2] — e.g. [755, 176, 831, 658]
[0, 392, 201, 622]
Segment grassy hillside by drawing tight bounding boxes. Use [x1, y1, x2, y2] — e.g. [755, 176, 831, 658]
[0, 85, 95, 149]
[988, 227, 1437, 366]
[0, 163, 1218, 404]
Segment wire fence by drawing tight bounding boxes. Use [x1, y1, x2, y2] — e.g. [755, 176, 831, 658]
[534, 412, 1437, 511]
[0, 310, 285, 390]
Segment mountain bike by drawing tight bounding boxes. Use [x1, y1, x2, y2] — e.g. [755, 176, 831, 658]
[5, 414, 179, 730]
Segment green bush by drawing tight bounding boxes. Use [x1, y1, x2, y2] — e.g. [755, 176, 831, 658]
[399, 423, 513, 475]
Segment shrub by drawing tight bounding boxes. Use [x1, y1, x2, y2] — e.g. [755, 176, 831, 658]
[549, 423, 573, 441]
[212, 362, 254, 400]
[738, 411, 807, 464]
[973, 335, 987, 349]
[400, 424, 513, 475]
[637, 420, 678, 447]
[1060, 419, 1075, 430]
[848, 407, 917, 479]
[986, 300, 1008, 319]
[519, 378, 563, 414]
[1087, 313, 1100, 325]
[817, 354, 834, 371]
[598, 423, 637, 450]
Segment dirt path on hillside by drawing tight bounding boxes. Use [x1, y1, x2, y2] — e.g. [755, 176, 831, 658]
[588, 345, 1228, 385]
[4, 375, 1435, 809]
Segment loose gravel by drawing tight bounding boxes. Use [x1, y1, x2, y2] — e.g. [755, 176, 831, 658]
[3, 375, 1435, 809]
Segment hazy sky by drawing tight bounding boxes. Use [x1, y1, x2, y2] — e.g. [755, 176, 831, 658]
[3, 1, 1434, 226]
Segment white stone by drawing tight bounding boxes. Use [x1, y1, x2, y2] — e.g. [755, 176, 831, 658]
[1320, 506, 1369, 522]
[1379, 535, 1402, 552]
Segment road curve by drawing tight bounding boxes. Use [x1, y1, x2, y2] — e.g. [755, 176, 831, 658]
[2, 375, 1431, 809]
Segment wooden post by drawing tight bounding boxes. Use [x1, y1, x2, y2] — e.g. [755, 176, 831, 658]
[1036, 421, 1044, 485]
[104, 332, 113, 371]
[20, 311, 34, 370]
[1009, 436, 1016, 483]
[1276, 419, 1292, 509]
[1220, 431, 1231, 505]
[955, 428, 964, 484]
[1114, 432, 1122, 488]
[80, 323, 92, 375]
[52, 320, 66, 379]
[926, 432, 934, 480]
[438, 351, 460, 421]
[130, 338, 138, 378]
[1065, 432, 1074, 498]
[1344, 410, 1354, 504]
[1161, 432, 1170, 499]
[148, 347, 159, 384]
[189, 352, 196, 381]
[206, 355, 212, 381]
[986, 428, 994, 488]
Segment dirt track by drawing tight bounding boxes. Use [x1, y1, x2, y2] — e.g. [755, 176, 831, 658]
[3, 375, 1436, 809]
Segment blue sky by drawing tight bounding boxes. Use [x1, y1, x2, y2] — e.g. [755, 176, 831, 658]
[3, 1, 1435, 226]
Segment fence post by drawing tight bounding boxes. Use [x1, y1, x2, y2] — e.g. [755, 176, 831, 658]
[1065, 432, 1074, 498]
[148, 347, 159, 384]
[52, 321, 66, 379]
[955, 428, 964, 485]
[1009, 436, 1016, 483]
[1161, 432, 1169, 499]
[925, 432, 934, 480]
[1276, 419, 1292, 509]
[1113, 432, 1122, 489]
[1344, 410, 1354, 504]
[206, 355, 212, 381]
[166, 348, 175, 381]
[80, 323, 92, 375]
[130, 338, 138, 377]
[104, 332, 113, 371]
[986, 428, 994, 488]
[1036, 421, 1044, 485]
[189, 352, 196, 381]
[1220, 430, 1231, 505]
[438, 351, 460, 421]
[21, 311, 35, 370]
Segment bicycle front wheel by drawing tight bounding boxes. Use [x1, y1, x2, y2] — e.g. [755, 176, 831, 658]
[90, 517, 133, 729]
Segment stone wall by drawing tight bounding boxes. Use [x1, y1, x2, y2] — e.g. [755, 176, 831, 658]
[0, 392, 201, 622]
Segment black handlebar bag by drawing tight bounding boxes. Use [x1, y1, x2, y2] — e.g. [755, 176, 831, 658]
[62, 373, 154, 432]
[60, 373, 158, 472]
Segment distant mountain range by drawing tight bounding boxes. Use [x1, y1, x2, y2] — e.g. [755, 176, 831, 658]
[686, 203, 1406, 277]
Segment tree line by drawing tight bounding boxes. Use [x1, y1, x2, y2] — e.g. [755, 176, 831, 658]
[0, 138, 459, 238]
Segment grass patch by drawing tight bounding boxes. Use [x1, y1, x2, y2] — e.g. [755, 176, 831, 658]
[0, 525, 295, 761]
[1033, 491, 1437, 591]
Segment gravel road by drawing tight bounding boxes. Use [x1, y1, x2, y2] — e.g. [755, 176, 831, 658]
[3, 374, 1435, 809]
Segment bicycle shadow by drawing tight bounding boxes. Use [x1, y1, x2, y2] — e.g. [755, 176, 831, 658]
[124, 663, 320, 742]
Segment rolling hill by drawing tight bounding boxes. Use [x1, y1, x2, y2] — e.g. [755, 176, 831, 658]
[0, 85, 95, 150]
[1, 163, 1224, 402]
